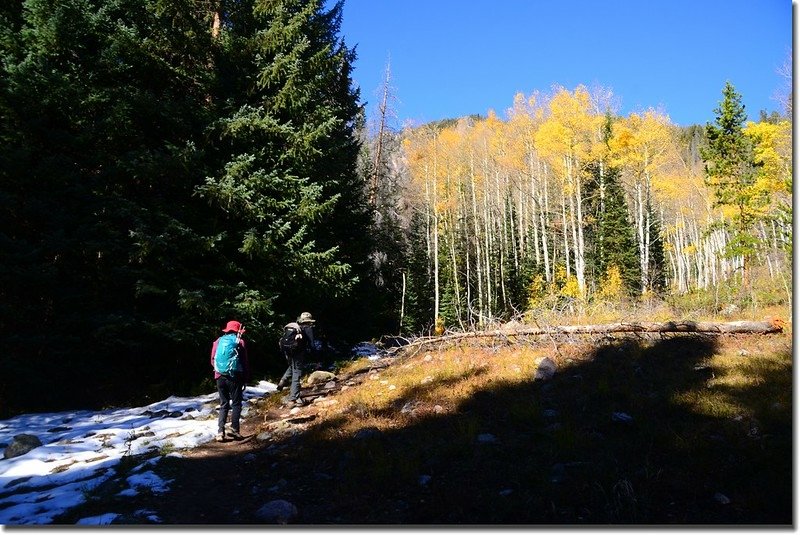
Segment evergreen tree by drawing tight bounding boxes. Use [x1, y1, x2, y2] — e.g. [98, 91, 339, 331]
[584, 163, 640, 296]
[0, 0, 372, 413]
[499, 199, 528, 318]
[645, 200, 667, 294]
[0, 0, 216, 412]
[399, 209, 435, 334]
[701, 81, 765, 285]
[198, 0, 372, 347]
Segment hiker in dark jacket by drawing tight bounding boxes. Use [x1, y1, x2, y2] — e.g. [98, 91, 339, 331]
[277, 311, 317, 406]
[211, 320, 250, 442]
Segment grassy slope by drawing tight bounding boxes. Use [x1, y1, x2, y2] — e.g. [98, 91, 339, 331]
[259, 324, 792, 524]
[55, 309, 792, 525]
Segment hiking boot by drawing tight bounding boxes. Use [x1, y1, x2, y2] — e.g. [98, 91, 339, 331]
[215, 432, 225, 442]
[227, 428, 242, 440]
[281, 395, 305, 407]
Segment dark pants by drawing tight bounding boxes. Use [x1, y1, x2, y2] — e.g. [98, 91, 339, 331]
[216, 374, 243, 433]
[279, 353, 303, 401]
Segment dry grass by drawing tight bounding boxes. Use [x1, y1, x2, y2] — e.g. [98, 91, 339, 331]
[250, 318, 792, 524]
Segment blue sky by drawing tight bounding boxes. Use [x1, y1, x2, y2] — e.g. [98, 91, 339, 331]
[334, 0, 792, 127]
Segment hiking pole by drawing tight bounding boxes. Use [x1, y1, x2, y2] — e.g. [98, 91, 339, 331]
[236, 325, 244, 345]
[237, 325, 246, 392]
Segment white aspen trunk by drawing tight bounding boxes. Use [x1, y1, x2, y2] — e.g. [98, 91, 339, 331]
[683, 223, 693, 292]
[434, 212, 440, 322]
[541, 162, 551, 282]
[516, 173, 526, 267]
[675, 221, 684, 293]
[677, 215, 689, 293]
[564, 156, 583, 293]
[531, 175, 540, 267]
[573, 158, 586, 296]
[424, 164, 432, 266]
[673, 219, 682, 292]
[399, 272, 406, 333]
[461, 177, 472, 327]
[770, 218, 780, 274]
[562, 192, 570, 278]
[667, 245, 678, 293]
[522, 175, 530, 261]
[598, 161, 606, 269]
[707, 228, 716, 288]
[690, 220, 704, 289]
[481, 142, 493, 322]
[635, 181, 647, 293]
[643, 172, 652, 294]
[671, 226, 685, 294]
[758, 221, 774, 278]
[717, 216, 732, 282]
[465, 243, 472, 326]
[510, 177, 519, 274]
[483, 186, 492, 320]
[704, 229, 711, 290]
[497, 171, 508, 311]
[470, 150, 484, 326]
[529, 154, 541, 267]
[766, 251, 774, 278]
[432, 141, 440, 323]
[445, 217, 463, 328]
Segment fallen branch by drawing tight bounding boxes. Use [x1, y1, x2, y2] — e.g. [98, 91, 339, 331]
[391, 318, 785, 353]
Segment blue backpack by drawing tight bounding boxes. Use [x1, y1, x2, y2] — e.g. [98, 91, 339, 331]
[214, 333, 243, 375]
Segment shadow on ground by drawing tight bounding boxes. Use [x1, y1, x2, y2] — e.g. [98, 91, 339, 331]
[56, 334, 792, 525]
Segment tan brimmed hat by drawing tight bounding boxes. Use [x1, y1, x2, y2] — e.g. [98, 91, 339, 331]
[297, 312, 315, 324]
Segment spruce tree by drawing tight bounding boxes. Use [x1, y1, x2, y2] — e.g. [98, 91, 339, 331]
[645, 200, 667, 294]
[584, 163, 640, 296]
[0, 0, 372, 413]
[0, 0, 221, 413]
[199, 0, 372, 345]
[701, 81, 765, 285]
[399, 210, 435, 334]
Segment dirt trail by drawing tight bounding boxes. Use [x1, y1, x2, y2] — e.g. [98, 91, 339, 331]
[107, 359, 396, 524]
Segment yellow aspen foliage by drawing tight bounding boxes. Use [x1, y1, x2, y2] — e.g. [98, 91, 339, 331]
[597, 265, 624, 301]
[505, 92, 543, 175]
[436, 127, 467, 214]
[610, 110, 674, 189]
[534, 86, 598, 169]
[434, 316, 445, 336]
[561, 275, 581, 299]
[744, 120, 792, 208]
[526, 273, 547, 309]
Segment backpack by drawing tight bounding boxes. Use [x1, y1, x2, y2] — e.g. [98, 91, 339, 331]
[214, 333, 243, 375]
[279, 322, 306, 357]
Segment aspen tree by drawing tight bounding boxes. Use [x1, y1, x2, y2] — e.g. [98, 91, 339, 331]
[534, 86, 598, 297]
[610, 110, 672, 294]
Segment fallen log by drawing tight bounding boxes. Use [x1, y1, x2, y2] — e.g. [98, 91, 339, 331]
[393, 318, 785, 352]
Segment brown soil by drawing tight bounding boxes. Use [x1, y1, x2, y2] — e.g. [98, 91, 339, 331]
[59, 361, 390, 525]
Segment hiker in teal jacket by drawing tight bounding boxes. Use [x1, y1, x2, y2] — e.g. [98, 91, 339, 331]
[211, 320, 250, 442]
